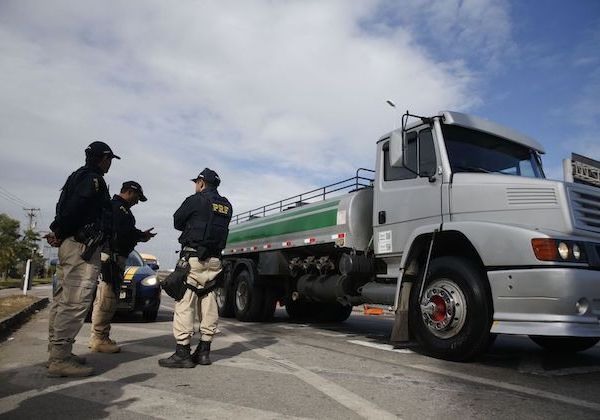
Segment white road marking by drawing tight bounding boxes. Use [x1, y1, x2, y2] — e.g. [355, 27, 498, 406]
[220, 326, 399, 420]
[348, 340, 414, 354]
[273, 323, 309, 329]
[410, 364, 600, 412]
[314, 331, 350, 338]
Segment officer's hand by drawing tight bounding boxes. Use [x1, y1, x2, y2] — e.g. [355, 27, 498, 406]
[141, 227, 156, 242]
[45, 232, 62, 248]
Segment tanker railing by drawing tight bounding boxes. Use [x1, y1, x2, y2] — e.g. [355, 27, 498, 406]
[232, 168, 375, 225]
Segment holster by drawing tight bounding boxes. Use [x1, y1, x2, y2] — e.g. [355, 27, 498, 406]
[160, 257, 191, 301]
[76, 223, 104, 261]
[101, 257, 124, 294]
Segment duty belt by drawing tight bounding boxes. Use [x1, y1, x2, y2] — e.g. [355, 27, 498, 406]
[181, 246, 219, 260]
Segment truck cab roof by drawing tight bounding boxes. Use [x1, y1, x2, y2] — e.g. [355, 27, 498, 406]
[378, 111, 545, 154]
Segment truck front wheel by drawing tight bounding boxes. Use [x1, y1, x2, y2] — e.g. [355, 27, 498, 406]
[409, 256, 492, 361]
[529, 336, 600, 353]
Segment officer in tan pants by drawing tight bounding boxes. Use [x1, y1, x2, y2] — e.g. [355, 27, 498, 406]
[46, 141, 118, 377]
[159, 168, 232, 368]
[90, 181, 155, 353]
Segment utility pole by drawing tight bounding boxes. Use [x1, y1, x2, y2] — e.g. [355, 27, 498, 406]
[23, 207, 40, 230]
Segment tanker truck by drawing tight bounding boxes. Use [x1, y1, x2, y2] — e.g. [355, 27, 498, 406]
[216, 110, 600, 361]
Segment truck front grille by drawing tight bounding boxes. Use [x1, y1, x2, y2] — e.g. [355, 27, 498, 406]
[567, 183, 600, 234]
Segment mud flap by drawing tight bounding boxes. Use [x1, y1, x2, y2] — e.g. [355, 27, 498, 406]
[390, 282, 416, 347]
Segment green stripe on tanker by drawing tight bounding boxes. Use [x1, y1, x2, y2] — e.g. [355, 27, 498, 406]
[227, 202, 340, 244]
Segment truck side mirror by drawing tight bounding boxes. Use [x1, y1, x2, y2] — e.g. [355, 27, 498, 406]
[389, 131, 404, 167]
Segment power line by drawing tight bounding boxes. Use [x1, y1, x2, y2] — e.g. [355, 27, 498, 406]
[0, 185, 34, 208]
[0, 190, 29, 208]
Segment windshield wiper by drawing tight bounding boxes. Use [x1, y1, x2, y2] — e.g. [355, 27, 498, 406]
[453, 165, 492, 173]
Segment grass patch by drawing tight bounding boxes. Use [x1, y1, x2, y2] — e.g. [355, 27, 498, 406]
[0, 295, 39, 319]
[0, 278, 52, 290]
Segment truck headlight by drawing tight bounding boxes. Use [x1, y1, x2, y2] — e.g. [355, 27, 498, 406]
[572, 243, 581, 260]
[141, 276, 158, 286]
[531, 239, 587, 263]
[557, 242, 569, 260]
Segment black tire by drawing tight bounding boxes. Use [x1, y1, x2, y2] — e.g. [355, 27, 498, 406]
[315, 303, 353, 323]
[215, 286, 235, 318]
[409, 256, 492, 362]
[529, 336, 600, 353]
[233, 269, 264, 321]
[142, 308, 158, 322]
[285, 300, 312, 320]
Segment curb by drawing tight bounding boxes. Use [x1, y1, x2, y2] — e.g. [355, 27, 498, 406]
[0, 297, 50, 340]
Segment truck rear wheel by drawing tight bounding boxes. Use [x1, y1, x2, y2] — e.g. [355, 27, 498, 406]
[215, 286, 235, 318]
[233, 269, 263, 321]
[529, 336, 600, 353]
[409, 256, 492, 361]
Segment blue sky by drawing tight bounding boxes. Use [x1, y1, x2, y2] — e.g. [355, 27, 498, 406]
[0, 0, 598, 267]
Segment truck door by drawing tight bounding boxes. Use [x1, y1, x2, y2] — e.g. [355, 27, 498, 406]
[373, 127, 442, 256]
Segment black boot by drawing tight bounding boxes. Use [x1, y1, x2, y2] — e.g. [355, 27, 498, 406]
[191, 341, 212, 365]
[158, 344, 195, 368]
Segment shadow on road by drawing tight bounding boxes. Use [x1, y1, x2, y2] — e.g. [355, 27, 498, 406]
[1, 372, 154, 419]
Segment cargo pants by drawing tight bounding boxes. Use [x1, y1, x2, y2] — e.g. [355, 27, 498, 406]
[173, 257, 221, 345]
[90, 256, 127, 340]
[48, 237, 100, 361]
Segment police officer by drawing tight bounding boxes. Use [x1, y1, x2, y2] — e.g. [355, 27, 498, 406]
[89, 181, 156, 353]
[46, 141, 118, 377]
[159, 168, 232, 368]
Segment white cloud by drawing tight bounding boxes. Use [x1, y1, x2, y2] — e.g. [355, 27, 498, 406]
[0, 0, 511, 266]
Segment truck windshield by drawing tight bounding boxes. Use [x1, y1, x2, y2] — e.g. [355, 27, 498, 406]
[442, 125, 545, 178]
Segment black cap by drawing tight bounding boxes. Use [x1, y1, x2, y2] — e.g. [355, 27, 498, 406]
[191, 168, 221, 186]
[85, 141, 120, 160]
[122, 181, 147, 201]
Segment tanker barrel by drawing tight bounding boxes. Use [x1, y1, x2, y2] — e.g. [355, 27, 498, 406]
[297, 274, 348, 303]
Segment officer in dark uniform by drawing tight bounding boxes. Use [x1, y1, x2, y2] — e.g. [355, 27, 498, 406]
[89, 181, 156, 353]
[46, 141, 118, 377]
[159, 168, 232, 368]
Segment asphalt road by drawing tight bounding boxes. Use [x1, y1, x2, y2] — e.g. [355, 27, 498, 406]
[0, 288, 599, 419]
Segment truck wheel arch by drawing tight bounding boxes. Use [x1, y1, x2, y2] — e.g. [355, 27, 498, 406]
[402, 230, 487, 283]
[400, 230, 493, 317]
[231, 258, 259, 285]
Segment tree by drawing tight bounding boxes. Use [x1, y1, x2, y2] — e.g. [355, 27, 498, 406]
[17, 228, 45, 278]
[0, 213, 21, 279]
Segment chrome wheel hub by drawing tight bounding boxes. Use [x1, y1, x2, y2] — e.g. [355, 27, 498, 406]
[235, 281, 249, 311]
[420, 279, 466, 339]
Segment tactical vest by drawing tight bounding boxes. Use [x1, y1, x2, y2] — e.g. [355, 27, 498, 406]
[53, 165, 110, 237]
[55, 166, 90, 216]
[201, 189, 233, 255]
